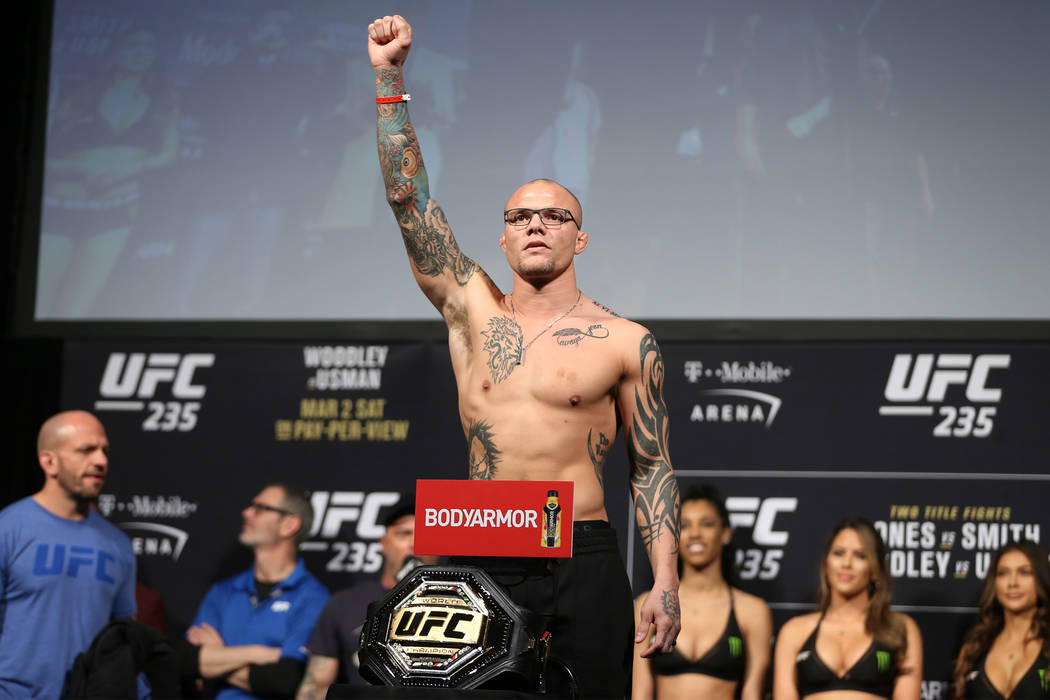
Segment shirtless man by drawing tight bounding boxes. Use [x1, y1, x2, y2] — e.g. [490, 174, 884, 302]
[369, 15, 681, 696]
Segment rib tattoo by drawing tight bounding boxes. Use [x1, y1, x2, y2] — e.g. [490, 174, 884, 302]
[467, 419, 501, 480]
[376, 66, 475, 285]
[587, 428, 611, 487]
[627, 334, 680, 554]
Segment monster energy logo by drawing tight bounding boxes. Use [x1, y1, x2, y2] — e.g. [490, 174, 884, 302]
[876, 651, 891, 673]
[728, 636, 743, 658]
[1039, 668, 1047, 692]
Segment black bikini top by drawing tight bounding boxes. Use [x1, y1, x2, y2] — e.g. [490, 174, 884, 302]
[965, 652, 1050, 699]
[649, 593, 746, 682]
[795, 615, 897, 699]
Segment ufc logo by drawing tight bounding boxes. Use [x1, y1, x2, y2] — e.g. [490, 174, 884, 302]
[100, 353, 215, 399]
[883, 354, 1009, 403]
[32, 544, 118, 583]
[726, 497, 797, 546]
[390, 609, 482, 643]
[308, 491, 400, 539]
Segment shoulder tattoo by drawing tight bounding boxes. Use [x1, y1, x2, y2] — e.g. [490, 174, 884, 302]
[590, 298, 620, 317]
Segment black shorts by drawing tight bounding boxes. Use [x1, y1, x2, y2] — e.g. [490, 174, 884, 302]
[457, 521, 634, 699]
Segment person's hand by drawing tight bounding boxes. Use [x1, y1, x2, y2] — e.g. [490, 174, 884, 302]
[635, 579, 681, 658]
[187, 622, 225, 647]
[368, 15, 412, 69]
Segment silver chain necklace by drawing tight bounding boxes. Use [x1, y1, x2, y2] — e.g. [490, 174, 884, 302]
[508, 289, 582, 365]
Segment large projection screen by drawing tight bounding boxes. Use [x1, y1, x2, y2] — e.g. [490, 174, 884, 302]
[33, 1, 1050, 322]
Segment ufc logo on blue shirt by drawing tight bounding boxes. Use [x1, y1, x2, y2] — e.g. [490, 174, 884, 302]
[32, 544, 117, 582]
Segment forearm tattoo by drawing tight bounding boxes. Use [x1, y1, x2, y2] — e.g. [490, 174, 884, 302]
[587, 428, 610, 487]
[480, 316, 523, 383]
[376, 67, 475, 285]
[467, 419, 501, 480]
[296, 656, 332, 700]
[627, 334, 680, 554]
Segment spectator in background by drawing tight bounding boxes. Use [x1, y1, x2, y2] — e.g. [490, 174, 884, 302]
[295, 499, 437, 699]
[773, 517, 922, 700]
[952, 540, 1050, 700]
[0, 411, 136, 698]
[184, 484, 329, 699]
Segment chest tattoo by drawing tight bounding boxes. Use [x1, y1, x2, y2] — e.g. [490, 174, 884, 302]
[480, 316, 523, 383]
[553, 324, 610, 346]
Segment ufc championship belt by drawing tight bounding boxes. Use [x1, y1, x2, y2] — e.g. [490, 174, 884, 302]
[358, 565, 542, 690]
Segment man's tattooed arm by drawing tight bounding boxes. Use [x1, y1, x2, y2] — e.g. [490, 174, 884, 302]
[294, 655, 338, 700]
[467, 419, 501, 480]
[375, 66, 476, 298]
[623, 331, 681, 653]
[626, 334, 680, 557]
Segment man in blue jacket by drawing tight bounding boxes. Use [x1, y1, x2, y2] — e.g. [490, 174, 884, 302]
[186, 484, 329, 699]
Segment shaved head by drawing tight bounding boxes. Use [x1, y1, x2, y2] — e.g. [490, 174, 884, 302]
[37, 410, 103, 454]
[35, 410, 110, 511]
[509, 179, 583, 227]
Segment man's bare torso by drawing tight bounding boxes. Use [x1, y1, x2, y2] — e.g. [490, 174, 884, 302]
[447, 285, 644, 521]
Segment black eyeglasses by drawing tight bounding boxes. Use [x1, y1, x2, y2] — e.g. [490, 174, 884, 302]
[247, 501, 293, 517]
[503, 208, 578, 229]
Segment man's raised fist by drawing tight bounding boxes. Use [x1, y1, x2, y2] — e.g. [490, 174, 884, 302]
[368, 14, 412, 68]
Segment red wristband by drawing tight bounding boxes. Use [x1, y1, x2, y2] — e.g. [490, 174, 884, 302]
[376, 94, 411, 104]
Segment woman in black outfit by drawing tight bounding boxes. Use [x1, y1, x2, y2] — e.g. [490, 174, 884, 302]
[633, 485, 772, 700]
[953, 540, 1050, 699]
[773, 517, 922, 700]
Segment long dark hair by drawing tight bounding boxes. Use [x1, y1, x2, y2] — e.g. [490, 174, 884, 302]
[952, 540, 1050, 699]
[818, 517, 906, 658]
[679, 484, 735, 584]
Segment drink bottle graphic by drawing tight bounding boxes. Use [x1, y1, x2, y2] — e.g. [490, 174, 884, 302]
[541, 490, 561, 548]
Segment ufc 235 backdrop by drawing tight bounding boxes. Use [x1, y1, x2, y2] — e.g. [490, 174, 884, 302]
[64, 340, 1049, 696]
